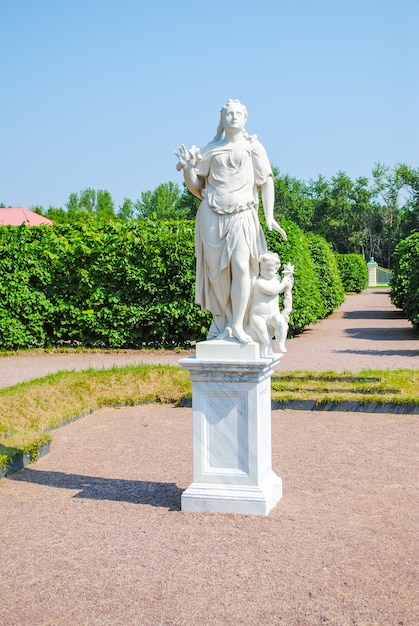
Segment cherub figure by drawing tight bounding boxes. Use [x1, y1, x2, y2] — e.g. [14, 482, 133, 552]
[247, 252, 294, 356]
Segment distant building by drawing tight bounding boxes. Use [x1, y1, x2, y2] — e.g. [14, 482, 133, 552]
[0, 207, 53, 226]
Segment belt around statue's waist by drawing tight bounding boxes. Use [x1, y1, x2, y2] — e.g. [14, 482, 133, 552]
[206, 200, 257, 216]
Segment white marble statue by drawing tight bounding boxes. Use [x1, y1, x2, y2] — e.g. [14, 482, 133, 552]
[176, 99, 287, 345]
[247, 252, 294, 356]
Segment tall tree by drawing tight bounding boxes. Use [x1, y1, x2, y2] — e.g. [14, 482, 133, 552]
[65, 189, 115, 222]
[371, 163, 404, 267]
[311, 172, 352, 251]
[135, 182, 186, 220]
[274, 173, 314, 230]
[31, 205, 45, 216]
[397, 164, 419, 236]
[347, 176, 375, 259]
[78, 188, 97, 214]
[45, 206, 70, 223]
[66, 192, 81, 220]
[307, 173, 377, 259]
[117, 198, 135, 220]
[177, 183, 200, 220]
[96, 190, 115, 220]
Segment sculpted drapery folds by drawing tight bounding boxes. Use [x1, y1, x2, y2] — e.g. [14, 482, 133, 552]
[176, 99, 289, 347]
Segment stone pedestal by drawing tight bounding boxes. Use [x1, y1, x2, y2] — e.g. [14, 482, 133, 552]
[179, 339, 283, 516]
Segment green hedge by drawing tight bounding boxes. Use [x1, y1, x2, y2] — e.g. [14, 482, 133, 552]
[0, 220, 210, 350]
[0, 225, 54, 348]
[45, 220, 210, 348]
[335, 253, 368, 293]
[391, 232, 419, 329]
[265, 220, 326, 334]
[306, 232, 345, 316]
[0, 219, 346, 350]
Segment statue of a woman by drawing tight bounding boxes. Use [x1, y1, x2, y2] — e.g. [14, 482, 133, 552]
[176, 99, 287, 343]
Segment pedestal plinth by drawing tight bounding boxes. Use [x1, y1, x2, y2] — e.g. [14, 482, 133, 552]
[179, 339, 283, 516]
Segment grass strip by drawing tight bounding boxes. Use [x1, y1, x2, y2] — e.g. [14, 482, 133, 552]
[272, 369, 419, 405]
[1, 366, 418, 473]
[0, 364, 190, 473]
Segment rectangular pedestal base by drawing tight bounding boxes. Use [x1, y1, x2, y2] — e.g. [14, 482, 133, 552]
[181, 471, 282, 516]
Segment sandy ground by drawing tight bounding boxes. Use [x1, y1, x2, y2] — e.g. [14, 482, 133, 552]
[0, 405, 417, 625]
[0, 289, 418, 625]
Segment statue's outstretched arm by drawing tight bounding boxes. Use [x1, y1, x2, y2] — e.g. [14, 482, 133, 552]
[261, 176, 287, 240]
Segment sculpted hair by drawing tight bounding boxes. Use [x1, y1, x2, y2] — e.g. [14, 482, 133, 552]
[259, 252, 281, 268]
[212, 99, 252, 142]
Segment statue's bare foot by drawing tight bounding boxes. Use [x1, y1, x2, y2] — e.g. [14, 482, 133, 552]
[279, 343, 287, 353]
[231, 325, 253, 344]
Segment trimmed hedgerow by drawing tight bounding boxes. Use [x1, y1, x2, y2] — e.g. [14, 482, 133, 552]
[0, 220, 210, 349]
[0, 219, 347, 350]
[335, 253, 368, 293]
[306, 232, 345, 316]
[264, 220, 326, 335]
[47, 219, 212, 348]
[0, 225, 54, 349]
[391, 232, 419, 329]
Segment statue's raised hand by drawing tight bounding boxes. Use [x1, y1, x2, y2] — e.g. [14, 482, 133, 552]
[175, 144, 198, 171]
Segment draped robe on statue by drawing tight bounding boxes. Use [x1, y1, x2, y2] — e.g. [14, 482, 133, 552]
[194, 137, 273, 336]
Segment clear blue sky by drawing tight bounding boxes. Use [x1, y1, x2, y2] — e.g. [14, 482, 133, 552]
[1, 0, 418, 211]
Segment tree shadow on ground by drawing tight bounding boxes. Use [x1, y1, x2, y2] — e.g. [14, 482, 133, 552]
[335, 348, 418, 358]
[8, 468, 183, 510]
[343, 310, 405, 320]
[345, 327, 417, 342]
[345, 327, 419, 342]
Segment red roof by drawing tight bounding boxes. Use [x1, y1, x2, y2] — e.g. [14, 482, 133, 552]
[0, 207, 53, 226]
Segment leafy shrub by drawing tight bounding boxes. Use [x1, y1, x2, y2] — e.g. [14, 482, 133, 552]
[306, 232, 345, 315]
[0, 225, 54, 349]
[264, 220, 325, 335]
[391, 232, 419, 329]
[48, 219, 212, 347]
[335, 253, 368, 293]
[0, 220, 210, 349]
[0, 218, 348, 350]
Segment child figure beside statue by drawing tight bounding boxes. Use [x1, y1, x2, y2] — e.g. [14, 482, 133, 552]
[247, 252, 294, 356]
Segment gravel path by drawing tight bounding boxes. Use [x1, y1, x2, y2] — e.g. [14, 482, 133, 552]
[0, 289, 418, 625]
